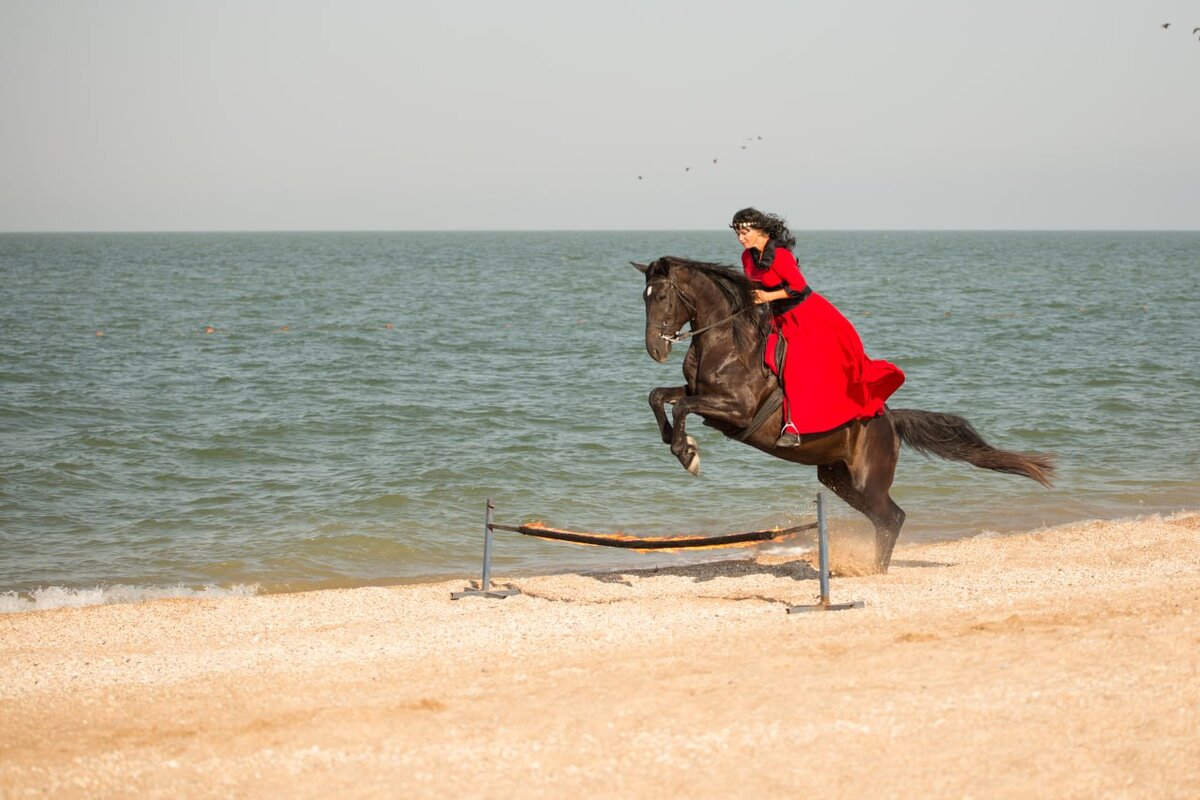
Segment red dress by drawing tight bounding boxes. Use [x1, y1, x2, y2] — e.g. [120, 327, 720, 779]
[742, 247, 905, 435]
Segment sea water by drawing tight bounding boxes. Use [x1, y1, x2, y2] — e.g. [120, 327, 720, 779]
[2, 231, 1197, 610]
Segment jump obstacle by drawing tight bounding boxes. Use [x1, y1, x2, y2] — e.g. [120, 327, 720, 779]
[451, 492, 864, 613]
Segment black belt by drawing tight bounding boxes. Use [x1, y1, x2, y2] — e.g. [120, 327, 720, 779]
[769, 285, 812, 316]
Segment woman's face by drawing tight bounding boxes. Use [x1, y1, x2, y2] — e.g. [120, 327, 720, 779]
[734, 224, 769, 251]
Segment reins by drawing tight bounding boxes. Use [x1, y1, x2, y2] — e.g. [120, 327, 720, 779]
[650, 278, 751, 344]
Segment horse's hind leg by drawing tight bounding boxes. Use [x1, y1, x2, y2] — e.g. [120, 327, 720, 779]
[816, 462, 905, 573]
[816, 421, 905, 572]
[872, 490, 906, 573]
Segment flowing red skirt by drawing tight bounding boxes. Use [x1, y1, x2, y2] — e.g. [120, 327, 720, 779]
[764, 293, 905, 435]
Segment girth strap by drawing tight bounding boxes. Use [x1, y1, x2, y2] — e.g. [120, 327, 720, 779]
[733, 387, 784, 442]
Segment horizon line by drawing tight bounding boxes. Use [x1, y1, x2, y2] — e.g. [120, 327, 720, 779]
[2, 227, 1199, 235]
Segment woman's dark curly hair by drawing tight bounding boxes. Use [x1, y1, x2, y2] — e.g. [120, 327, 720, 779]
[730, 207, 796, 271]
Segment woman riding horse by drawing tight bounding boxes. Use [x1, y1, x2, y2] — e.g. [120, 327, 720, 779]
[732, 208, 906, 446]
[635, 248, 1054, 572]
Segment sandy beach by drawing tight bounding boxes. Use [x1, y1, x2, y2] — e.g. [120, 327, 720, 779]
[2, 512, 1198, 799]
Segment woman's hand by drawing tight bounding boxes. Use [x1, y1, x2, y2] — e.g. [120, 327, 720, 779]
[751, 289, 776, 305]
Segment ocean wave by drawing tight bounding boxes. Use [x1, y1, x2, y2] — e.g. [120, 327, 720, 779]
[0, 583, 260, 614]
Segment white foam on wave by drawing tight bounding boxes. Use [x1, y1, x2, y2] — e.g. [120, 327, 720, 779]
[0, 583, 260, 614]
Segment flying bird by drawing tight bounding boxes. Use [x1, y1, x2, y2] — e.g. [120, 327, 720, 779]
[1162, 22, 1171, 29]
[1194, 27, 1199, 34]
[632, 135, 764, 184]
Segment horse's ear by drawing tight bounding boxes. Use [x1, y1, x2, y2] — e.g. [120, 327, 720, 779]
[630, 261, 650, 274]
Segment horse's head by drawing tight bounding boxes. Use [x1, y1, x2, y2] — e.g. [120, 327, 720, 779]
[632, 258, 693, 363]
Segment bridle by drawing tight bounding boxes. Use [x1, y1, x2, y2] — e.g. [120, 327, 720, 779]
[646, 277, 750, 345]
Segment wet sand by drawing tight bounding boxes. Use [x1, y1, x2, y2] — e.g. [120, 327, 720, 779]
[2, 512, 1198, 798]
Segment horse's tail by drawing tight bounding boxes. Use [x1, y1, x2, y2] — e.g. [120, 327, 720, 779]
[889, 408, 1056, 487]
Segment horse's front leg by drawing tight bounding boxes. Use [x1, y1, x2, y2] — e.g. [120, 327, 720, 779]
[649, 386, 687, 444]
[669, 394, 747, 476]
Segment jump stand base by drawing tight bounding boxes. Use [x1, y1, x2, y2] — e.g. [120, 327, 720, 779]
[451, 585, 520, 600]
[787, 599, 865, 614]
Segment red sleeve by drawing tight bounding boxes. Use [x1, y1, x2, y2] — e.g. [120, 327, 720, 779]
[741, 249, 757, 279]
[770, 248, 807, 290]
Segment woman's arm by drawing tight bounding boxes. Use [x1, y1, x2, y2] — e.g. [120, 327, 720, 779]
[751, 287, 792, 304]
[751, 249, 808, 305]
[771, 249, 808, 290]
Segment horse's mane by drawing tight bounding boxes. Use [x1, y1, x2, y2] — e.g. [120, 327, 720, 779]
[654, 256, 771, 348]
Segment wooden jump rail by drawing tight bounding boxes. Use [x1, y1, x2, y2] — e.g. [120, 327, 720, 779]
[491, 520, 818, 549]
[452, 493, 863, 613]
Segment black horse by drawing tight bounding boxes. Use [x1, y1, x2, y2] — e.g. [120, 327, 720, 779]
[633, 256, 1054, 573]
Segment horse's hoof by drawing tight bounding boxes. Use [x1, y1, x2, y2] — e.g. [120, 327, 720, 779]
[684, 436, 700, 476]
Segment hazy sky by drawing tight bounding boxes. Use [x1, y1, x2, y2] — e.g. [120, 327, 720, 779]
[2, 1, 1198, 231]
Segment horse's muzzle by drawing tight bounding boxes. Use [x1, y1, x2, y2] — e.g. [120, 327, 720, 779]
[646, 335, 671, 363]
